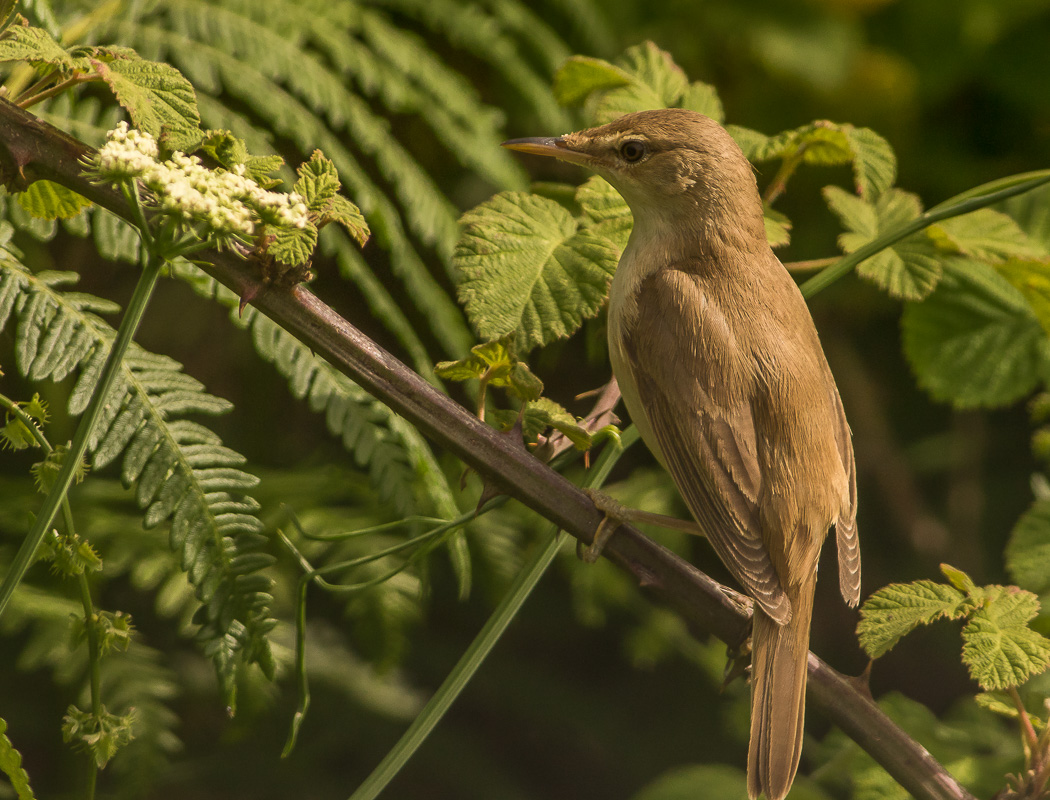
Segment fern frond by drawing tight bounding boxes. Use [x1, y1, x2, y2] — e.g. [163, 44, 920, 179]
[365, 0, 570, 131]
[0, 256, 276, 705]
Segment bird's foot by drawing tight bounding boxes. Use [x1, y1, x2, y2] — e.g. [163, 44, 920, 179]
[578, 488, 629, 563]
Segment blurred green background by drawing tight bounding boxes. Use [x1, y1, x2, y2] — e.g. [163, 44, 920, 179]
[1, 0, 1047, 798]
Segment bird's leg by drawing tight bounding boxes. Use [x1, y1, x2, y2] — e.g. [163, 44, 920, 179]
[579, 488, 707, 563]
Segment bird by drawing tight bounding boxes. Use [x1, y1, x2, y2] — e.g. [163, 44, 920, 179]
[502, 108, 860, 800]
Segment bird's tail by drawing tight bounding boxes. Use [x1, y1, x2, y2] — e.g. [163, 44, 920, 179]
[746, 578, 816, 800]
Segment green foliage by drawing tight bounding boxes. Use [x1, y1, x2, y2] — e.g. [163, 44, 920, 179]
[454, 191, 619, 350]
[1006, 499, 1050, 594]
[858, 565, 1050, 691]
[823, 186, 942, 300]
[16, 180, 91, 220]
[0, 256, 277, 707]
[435, 334, 544, 403]
[731, 120, 896, 200]
[0, 717, 34, 800]
[901, 258, 1050, 408]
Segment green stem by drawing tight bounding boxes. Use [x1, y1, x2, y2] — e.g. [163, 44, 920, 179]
[800, 171, 1050, 299]
[0, 254, 163, 621]
[346, 426, 640, 800]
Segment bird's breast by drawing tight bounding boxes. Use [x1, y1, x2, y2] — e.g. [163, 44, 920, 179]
[607, 244, 666, 467]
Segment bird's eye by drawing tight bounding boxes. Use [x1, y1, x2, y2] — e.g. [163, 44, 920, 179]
[619, 140, 647, 163]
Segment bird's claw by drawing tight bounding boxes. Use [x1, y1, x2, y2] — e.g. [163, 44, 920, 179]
[578, 488, 628, 563]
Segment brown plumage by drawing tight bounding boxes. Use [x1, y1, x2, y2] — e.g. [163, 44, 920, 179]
[504, 108, 860, 800]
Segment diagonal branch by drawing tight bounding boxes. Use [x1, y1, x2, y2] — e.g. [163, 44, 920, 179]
[0, 98, 975, 800]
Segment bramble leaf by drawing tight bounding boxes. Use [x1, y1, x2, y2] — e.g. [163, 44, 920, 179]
[454, 192, 618, 350]
[996, 259, 1050, 336]
[17, 180, 91, 220]
[901, 258, 1050, 408]
[0, 23, 75, 69]
[961, 588, 1050, 690]
[824, 185, 941, 299]
[552, 55, 632, 107]
[576, 175, 632, 250]
[734, 121, 896, 200]
[90, 54, 200, 151]
[763, 205, 791, 249]
[1006, 499, 1050, 594]
[857, 579, 972, 658]
[436, 335, 544, 401]
[927, 209, 1047, 263]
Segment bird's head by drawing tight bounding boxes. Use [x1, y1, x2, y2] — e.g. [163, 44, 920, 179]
[503, 109, 763, 236]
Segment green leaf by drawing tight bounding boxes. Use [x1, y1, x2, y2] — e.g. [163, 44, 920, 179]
[940, 563, 978, 594]
[576, 175, 632, 250]
[901, 258, 1050, 408]
[961, 588, 1050, 690]
[0, 24, 75, 69]
[1006, 499, 1050, 594]
[294, 150, 341, 212]
[0, 717, 34, 800]
[843, 126, 897, 200]
[857, 579, 971, 658]
[491, 396, 594, 449]
[824, 185, 941, 299]
[323, 195, 369, 247]
[90, 54, 201, 151]
[928, 209, 1048, 263]
[763, 205, 791, 249]
[592, 41, 688, 124]
[679, 81, 724, 124]
[454, 192, 618, 350]
[996, 259, 1050, 336]
[435, 335, 543, 401]
[16, 180, 91, 220]
[552, 55, 632, 107]
[61, 704, 136, 768]
[268, 223, 318, 268]
[736, 121, 896, 200]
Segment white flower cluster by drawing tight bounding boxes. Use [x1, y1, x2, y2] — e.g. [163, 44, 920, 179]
[92, 123, 311, 237]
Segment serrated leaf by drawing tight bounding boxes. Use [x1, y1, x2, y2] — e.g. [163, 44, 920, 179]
[323, 194, 369, 247]
[763, 205, 791, 249]
[268, 223, 318, 267]
[1006, 499, 1050, 594]
[576, 175, 632, 250]
[961, 588, 1050, 690]
[592, 41, 687, 124]
[928, 209, 1048, 263]
[824, 185, 941, 300]
[454, 192, 618, 350]
[491, 396, 593, 449]
[0, 24, 74, 69]
[16, 180, 91, 220]
[843, 126, 897, 199]
[679, 81, 724, 123]
[0, 716, 35, 800]
[90, 55, 200, 151]
[552, 55, 632, 107]
[996, 259, 1050, 336]
[294, 150, 340, 212]
[901, 258, 1050, 408]
[506, 362, 543, 401]
[857, 579, 970, 658]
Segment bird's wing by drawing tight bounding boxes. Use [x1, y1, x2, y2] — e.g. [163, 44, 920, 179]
[622, 268, 790, 624]
[829, 382, 861, 606]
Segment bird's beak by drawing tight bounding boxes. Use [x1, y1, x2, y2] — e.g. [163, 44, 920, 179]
[501, 136, 593, 166]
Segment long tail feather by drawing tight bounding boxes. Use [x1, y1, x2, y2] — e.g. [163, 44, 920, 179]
[746, 579, 816, 800]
